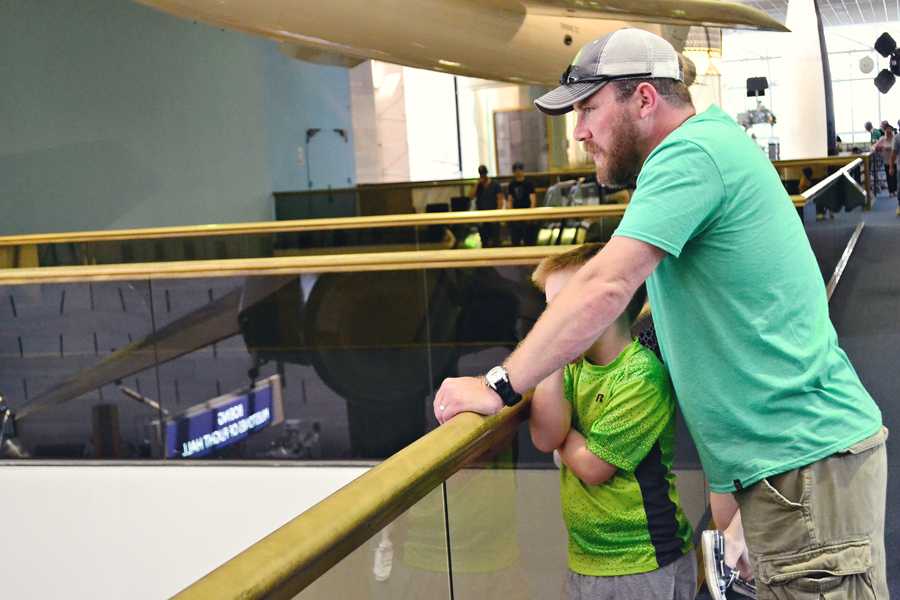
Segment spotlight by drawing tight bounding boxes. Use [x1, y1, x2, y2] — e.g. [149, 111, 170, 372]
[746, 76, 768, 98]
[873, 32, 900, 93]
[875, 69, 895, 94]
[874, 32, 896, 58]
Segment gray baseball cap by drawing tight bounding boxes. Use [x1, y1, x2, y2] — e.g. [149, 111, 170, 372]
[535, 29, 684, 116]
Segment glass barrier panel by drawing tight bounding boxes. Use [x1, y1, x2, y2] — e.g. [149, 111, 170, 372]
[0, 197, 861, 463]
[443, 443, 565, 600]
[138, 265, 546, 461]
[294, 485, 452, 600]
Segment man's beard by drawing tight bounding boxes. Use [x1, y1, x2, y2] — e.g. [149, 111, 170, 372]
[584, 109, 644, 189]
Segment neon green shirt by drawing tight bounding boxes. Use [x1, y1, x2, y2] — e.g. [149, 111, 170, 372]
[614, 104, 882, 493]
[560, 339, 693, 576]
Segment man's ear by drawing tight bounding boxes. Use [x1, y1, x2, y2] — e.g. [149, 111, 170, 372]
[634, 82, 658, 119]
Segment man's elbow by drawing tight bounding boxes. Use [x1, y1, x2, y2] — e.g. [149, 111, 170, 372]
[579, 276, 632, 319]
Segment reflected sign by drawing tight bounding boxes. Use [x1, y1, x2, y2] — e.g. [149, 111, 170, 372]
[157, 375, 284, 458]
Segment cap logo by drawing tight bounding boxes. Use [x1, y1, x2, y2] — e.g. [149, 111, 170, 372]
[573, 46, 586, 66]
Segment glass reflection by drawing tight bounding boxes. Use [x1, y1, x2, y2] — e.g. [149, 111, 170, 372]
[442, 441, 538, 600]
[0, 280, 156, 458]
[0, 266, 547, 460]
[296, 485, 452, 600]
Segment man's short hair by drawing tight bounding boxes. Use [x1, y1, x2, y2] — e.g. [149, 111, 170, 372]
[532, 242, 647, 325]
[865, 121, 873, 130]
[512, 162, 525, 171]
[478, 165, 488, 176]
[611, 78, 694, 109]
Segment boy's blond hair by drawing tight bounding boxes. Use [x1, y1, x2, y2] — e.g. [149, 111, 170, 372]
[532, 243, 647, 325]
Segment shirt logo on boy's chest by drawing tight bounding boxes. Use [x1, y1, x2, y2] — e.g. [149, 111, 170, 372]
[595, 393, 605, 403]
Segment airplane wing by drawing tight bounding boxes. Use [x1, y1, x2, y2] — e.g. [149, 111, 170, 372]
[522, 0, 787, 31]
[133, 0, 786, 86]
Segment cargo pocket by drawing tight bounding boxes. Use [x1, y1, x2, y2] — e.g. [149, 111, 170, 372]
[757, 540, 876, 600]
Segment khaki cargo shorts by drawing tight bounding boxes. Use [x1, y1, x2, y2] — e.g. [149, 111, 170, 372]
[733, 426, 888, 600]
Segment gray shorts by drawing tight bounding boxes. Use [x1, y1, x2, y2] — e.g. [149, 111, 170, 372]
[562, 551, 697, 600]
[733, 426, 889, 600]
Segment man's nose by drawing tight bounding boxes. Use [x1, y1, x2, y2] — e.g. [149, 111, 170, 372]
[573, 118, 590, 142]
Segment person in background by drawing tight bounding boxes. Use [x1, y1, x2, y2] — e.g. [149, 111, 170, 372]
[469, 164, 504, 246]
[872, 124, 897, 198]
[800, 166, 830, 222]
[889, 122, 900, 215]
[506, 162, 537, 246]
[798, 167, 814, 196]
[866, 121, 883, 143]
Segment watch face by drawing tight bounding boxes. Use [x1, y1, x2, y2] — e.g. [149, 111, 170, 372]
[486, 366, 506, 386]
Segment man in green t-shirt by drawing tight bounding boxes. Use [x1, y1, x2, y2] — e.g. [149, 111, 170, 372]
[866, 121, 883, 143]
[530, 243, 695, 599]
[435, 29, 887, 600]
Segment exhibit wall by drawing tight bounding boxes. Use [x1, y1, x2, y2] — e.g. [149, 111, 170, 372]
[0, 0, 356, 236]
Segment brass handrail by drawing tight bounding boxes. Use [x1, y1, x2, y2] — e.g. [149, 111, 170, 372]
[170, 399, 530, 600]
[0, 205, 626, 246]
[0, 245, 577, 285]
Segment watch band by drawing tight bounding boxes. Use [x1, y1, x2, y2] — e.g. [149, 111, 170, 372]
[485, 366, 522, 407]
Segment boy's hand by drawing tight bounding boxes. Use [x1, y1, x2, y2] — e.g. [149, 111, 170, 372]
[434, 377, 504, 424]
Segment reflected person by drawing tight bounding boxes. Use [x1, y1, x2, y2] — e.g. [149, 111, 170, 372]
[469, 165, 504, 247]
[377, 445, 532, 600]
[506, 162, 537, 246]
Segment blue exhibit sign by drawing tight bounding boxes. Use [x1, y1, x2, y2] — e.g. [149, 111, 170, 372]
[161, 375, 284, 459]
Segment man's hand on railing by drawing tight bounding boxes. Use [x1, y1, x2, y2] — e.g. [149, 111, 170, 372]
[434, 376, 504, 424]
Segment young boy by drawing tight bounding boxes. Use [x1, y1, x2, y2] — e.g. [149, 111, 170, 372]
[529, 243, 695, 599]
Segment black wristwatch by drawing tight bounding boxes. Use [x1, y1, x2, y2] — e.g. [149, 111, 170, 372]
[485, 366, 522, 407]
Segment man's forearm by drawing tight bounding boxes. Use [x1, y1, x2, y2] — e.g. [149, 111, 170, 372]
[504, 236, 665, 395]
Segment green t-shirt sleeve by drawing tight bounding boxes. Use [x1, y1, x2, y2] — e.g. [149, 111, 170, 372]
[585, 378, 672, 472]
[614, 140, 726, 258]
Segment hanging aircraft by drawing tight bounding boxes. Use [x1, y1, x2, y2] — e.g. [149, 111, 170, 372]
[131, 0, 788, 86]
